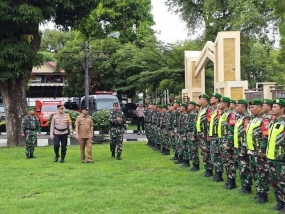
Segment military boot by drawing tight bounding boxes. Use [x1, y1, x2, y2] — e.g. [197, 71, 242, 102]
[26, 153, 30, 159]
[214, 172, 223, 182]
[160, 147, 165, 154]
[163, 148, 170, 155]
[239, 186, 252, 195]
[111, 150, 116, 158]
[117, 153, 122, 160]
[257, 193, 268, 204]
[181, 160, 190, 167]
[272, 200, 284, 211]
[253, 193, 261, 200]
[54, 155, 60, 162]
[203, 169, 213, 177]
[170, 153, 178, 160]
[223, 178, 230, 188]
[29, 153, 36, 158]
[190, 164, 199, 172]
[173, 155, 183, 164]
[224, 178, 236, 190]
[60, 155, 65, 163]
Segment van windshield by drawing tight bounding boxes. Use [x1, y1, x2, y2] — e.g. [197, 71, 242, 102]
[96, 99, 117, 110]
[42, 105, 58, 112]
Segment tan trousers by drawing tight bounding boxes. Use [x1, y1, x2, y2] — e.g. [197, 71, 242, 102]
[78, 138, 93, 161]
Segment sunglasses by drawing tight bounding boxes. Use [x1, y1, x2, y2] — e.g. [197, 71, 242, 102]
[59, 107, 64, 110]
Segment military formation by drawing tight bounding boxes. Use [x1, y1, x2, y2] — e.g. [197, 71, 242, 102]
[144, 93, 285, 212]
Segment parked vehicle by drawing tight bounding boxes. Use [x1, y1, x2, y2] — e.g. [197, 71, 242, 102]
[0, 103, 6, 132]
[64, 101, 79, 111]
[81, 91, 119, 112]
[34, 100, 62, 128]
[120, 103, 138, 118]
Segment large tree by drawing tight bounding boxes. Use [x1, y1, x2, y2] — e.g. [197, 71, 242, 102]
[0, 0, 98, 146]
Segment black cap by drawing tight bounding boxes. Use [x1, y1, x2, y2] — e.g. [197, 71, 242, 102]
[113, 101, 119, 106]
[57, 105, 64, 108]
[81, 106, 89, 110]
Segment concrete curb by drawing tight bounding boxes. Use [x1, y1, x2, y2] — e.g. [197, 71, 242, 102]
[0, 130, 142, 135]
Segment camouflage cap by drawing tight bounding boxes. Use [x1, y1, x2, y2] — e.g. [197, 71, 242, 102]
[273, 99, 285, 107]
[263, 99, 273, 105]
[249, 98, 263, 105]
[211, 93, 222, 99]
[180, 102, 188, 107]
[230, 99, 236, 104]
[220, 97, 231, 103]
[174, 100, 181, 104]
[188, 101, 197, 106]
[28, 106, 35, 111]
[236, 99, 248, 105]
[199, 94, 210, 100]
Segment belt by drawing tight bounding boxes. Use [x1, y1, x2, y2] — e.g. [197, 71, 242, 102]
[27, 128, 36, 131]
[55, 127, 68, 132]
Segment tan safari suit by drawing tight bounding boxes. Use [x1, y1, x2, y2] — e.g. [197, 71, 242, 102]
[75, 115, 94, 162]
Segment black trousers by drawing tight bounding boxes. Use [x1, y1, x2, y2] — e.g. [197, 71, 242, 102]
[137, 117, 145, 131]
[54, 134, 68, 158]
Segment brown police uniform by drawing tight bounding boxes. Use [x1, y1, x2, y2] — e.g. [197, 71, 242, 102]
[75, 114, 94, 162]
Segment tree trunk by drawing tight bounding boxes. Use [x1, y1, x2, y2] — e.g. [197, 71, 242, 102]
[0, 75, 29, 146]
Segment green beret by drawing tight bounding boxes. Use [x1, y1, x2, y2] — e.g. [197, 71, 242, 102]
[156, 105, 162, 108]
[220, 97, 231, 103]
[263, 99, 273, 105]
[211, 93, 222, 99]
[196, 104, 201, 107]
[162, 105, 167, 109]
[273, 99, 285, 107]
[249, 98, 263, 105]
[189, 101, 197, 106]
[236, 99, 248, 105]
[28, 106, 35, 111]
[180, 102, 188, 107]
[174, 100, 181, 104]
[230, 99, 236, 104]
[199, 94, 210, 100]
[168, 103, 173, 106]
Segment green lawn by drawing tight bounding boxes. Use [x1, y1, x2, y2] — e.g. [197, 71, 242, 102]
[0, 143, 276, 214]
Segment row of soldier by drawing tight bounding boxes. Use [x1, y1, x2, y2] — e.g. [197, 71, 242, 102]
[144, 93, 285, 212]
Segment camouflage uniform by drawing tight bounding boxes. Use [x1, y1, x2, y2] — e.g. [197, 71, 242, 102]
[177, 107, 189, 166]
[21, 114, 41, 158]
[144, 108, 150, 145]
[246, 112, 270, 203]
[164, 108, 173, 155]
[172, 109, 180, 159]
[196, 104, 213, 176]
[234, 110, 252, 193]
[109, 109, 126, 159]
[154, 108, 161, 150]
[160, 109, 167, 153]
[187, 108, 199, 170]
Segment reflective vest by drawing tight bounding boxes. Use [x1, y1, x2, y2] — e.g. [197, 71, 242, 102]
[209, 109, 218, 137]
[218, 112, 229, 138]
[196, 108, 207, 132]
[246, 118, 262, 150]
[234, 117, 243, 148]
[266, 121, 285, 160]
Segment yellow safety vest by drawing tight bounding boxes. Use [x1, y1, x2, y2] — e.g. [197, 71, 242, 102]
[234, 117, 243, 148]
[217, 112, 228, 138]
[209, 109, 217, 137]
[196, 108, 207, 132]
[246, 118, 262, 151]
[266, 121, 285, 160]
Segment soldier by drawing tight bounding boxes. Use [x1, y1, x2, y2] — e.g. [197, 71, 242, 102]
[160, 105, 168, 154]
[21, 106, 41, 159]
[164, 103, 174, 155]
[50, 105, 73, 163]
[245, 98, 270, 203]
[144, 104, 150, 146]
[217, 97, 236, 189]
[196, 94, 213, 177]
[263, 99, 273, 118]
[170, 100, 181, 161]
[109, 101, 126, 160]
[234, 99, 252, 194]
[154, 104, 162, 151]
[230, 99, 236, 111]
[265, 99, 285, 211]
[208, 93, 223, 181]
[187, 101, 199, 171]
[75, 106, 94, 163]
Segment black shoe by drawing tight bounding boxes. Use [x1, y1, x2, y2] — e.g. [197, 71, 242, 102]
[213, 172, 224, 182]
[272, 200, 284, 211]
[170, 156, 177, 160]
[117, 153, 122, 160]
[253, 193, 261, 200]
[60, 159, 65, 163]
[26, 154, 30, 159]
[87, 160, 94, 163]
[54, 156, 59, 162]
[111, 151, 115, 158]
[203, 169, 213, 177]
[30, 153, 36, 158]
[181, 160, 190, 167]
[224, 178, 237, 190]
[190, 165, 200, 172]
[223, 178, 230, 188]
[257, 193, 268, 204]
[173, 159, 182, 164]
[240, 186, 252, 194]
[163, 149, 170, 155]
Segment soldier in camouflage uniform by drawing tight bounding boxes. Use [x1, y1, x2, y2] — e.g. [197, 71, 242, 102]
[234, 99, 252, 194]
[218, 97, 237, 189]
[109, 102, 127, 160]
[208, 93, 223, 181]
[263, 99, 273, 119]
[21, 106, 41, 159]
[164, 103, 174, 155]
[244, 98, 270, 203]
[145, 104, 152, 146]
[187, 101, 199, 171]
[154, 105, 162, 151]
[160, 105, 167, 154]
[266, 99, 285, 211]
[170, 100, 181, 161]
[196, 94, 213, 177]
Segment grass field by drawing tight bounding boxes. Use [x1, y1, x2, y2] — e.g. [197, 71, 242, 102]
[0, 142, 277, 214]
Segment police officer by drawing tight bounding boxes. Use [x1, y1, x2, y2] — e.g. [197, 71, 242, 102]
[265, 99, 285, 211]
[50, 105, 73, 163]
[21, 106, 41, 159]
[75, 106, 94, 163]
[109, 101, 126, 160]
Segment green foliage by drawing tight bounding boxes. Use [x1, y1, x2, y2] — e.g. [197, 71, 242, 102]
[91, 109, 110, 133]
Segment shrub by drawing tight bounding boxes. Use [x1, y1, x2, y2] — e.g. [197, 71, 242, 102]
[91, 109, 110, 138]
